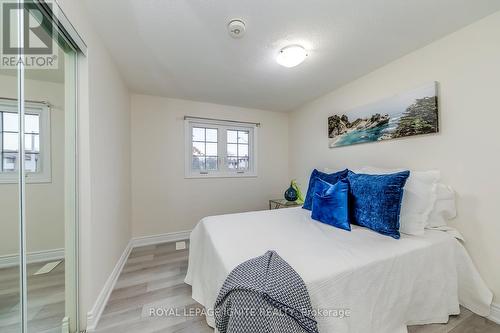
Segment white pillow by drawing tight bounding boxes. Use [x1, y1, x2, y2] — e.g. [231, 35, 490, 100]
[426, 183, 456, 228]
[354, 166, 440, 236]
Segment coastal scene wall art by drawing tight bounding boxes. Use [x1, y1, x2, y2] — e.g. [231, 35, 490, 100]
[328, 82, 439, 148]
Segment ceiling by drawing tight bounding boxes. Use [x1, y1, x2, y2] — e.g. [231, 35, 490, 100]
[84, 0, 500, 112]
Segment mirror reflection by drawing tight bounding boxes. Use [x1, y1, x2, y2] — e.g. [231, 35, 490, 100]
[0, 13, 75, 331]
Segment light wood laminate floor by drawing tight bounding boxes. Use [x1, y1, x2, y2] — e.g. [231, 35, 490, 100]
[95, 241, 500, 333]
[0, 260, 65, 333]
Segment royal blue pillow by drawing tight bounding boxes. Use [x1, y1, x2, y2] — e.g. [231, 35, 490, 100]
[347, 170, 410, 239]
[311, 178, 351, 231]
[303, 168, 348, 210]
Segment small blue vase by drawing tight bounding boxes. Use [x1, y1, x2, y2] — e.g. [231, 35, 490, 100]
[284, 183, 298, 202]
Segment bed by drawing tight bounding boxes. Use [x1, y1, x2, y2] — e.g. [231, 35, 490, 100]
[185, 207, 492, 333]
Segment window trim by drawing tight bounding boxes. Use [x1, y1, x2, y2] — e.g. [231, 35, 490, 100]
[184, 118, 258, 179]
[0, 99, 52, 184]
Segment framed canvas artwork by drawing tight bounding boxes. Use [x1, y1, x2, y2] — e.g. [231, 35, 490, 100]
[328, 82, 439, 148]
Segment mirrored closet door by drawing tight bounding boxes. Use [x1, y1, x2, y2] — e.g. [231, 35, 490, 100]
[0, 1, 80, 332]
[0, 21, 22, 332]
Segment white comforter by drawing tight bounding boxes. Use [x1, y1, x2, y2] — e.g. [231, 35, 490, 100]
[185, 207, 492, 333]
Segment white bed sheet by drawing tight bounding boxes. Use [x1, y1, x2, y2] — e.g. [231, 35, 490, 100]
[185, 207, 492, 333]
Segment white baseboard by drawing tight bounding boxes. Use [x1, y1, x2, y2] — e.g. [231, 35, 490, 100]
[86, 240, 133, 332]
[61, 316, 69, 333]
[0, 248, 65, 269]
[489, 302, 500, 324]
[85, 230, 191, 331]
[131, 230, 191, 248]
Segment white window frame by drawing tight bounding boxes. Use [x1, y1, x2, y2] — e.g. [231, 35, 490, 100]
[0, 99, 52, 184]
[184, 118, 258, 178]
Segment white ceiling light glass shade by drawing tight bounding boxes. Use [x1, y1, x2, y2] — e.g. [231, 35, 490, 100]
[276, 45, 308, 68]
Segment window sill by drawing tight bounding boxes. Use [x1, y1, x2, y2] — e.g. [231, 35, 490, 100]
[0, 176, 52, 184]
[185, 172, 257, 179]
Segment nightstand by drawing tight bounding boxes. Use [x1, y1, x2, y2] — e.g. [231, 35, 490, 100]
[269, 199, 301, 210]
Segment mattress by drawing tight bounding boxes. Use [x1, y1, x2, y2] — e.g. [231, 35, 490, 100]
[185, 207, 492, 333]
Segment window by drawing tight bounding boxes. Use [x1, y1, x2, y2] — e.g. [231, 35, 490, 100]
[192, 127, 219, 171]
[0, 100, 51, 183]
[185, 118, 257, 178]
[227, 130, 249, 171]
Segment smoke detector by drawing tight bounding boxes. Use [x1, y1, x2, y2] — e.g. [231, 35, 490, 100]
[227, 19, 246, 39]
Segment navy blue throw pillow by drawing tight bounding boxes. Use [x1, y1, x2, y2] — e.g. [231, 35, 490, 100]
[347, 170, 410, 239]
[311, 178, 351, 231]
[303, 168, 348, 210]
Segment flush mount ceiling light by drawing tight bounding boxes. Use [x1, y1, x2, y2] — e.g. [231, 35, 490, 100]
[276, 45, 308, 68]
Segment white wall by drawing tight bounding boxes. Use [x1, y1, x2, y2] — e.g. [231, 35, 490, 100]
[0, 75, 65, 256]
[131, 95, 289, 237]
[55, 0, 132, 329]
[289, 12, 500, 304]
